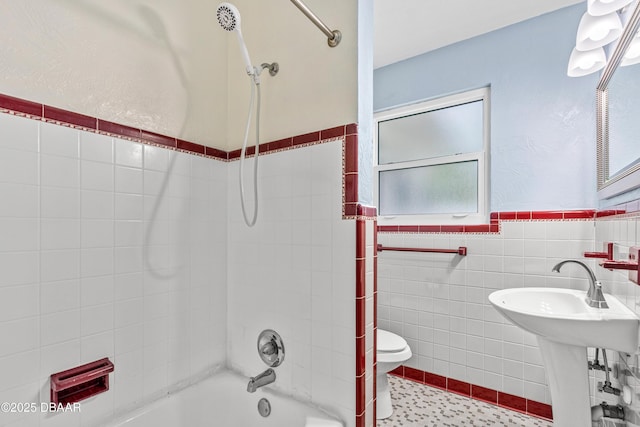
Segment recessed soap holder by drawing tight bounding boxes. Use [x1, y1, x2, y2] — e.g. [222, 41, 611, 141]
[257, 329, 285, 367]
[50, 358, 114, 405]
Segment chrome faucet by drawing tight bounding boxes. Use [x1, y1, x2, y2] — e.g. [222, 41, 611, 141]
[552, 260, 608, 309]
[247, 368, 276, 393]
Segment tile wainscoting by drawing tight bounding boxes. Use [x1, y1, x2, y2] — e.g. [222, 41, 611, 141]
[0, 92, 374, 427]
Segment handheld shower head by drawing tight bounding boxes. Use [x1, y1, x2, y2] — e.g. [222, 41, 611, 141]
[216, 2, 253, 75]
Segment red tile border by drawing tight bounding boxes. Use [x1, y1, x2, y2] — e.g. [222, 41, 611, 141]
[390, 367, 553, 421]
[356, 297, 366, 338]
[527, 400, 553, 420]
[292, 131, 320, 146]
[447, 378, 471, 396]
[205, 146, 228, 160]
[268, 137, 293, 152]
[376, 209, 623, 235]
[356, 336, 366, 377]
[0, 93, 43, 117]
[404, 366, 425, 383]
[0, 91, 354, 165]
[44, 106, 97, 130]
[97, 119, 142, 140]
[140, 129, 177, 148]
[355, 374, 366, 415]
[345, 135, 358, 174]
[356, 204, 377, 218]
[177, 139, 205, 155]
[423, 371, 447, 389]
[472, 384, 498, 404]
[321, 125, 346, 140]
[498, 391, 527, 413]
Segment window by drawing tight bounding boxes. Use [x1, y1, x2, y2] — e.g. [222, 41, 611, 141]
[374, 88, 490, 225]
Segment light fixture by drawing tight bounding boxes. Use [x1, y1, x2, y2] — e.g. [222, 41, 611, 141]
[576, 11, 623, 50]
[567, 46, 607, 76]
[621, 30, 640, 65]
[588, 0, 635, 16]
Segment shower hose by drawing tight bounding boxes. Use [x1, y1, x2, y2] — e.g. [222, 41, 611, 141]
[239, 75, 260, 227]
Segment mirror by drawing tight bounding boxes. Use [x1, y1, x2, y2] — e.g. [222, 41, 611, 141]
[597, 3, 640, 199]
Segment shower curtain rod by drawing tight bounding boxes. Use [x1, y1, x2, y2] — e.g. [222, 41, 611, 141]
[290, 0, 341, 47]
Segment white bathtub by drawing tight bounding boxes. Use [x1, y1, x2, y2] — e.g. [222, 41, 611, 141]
[103, 370, 343, 427]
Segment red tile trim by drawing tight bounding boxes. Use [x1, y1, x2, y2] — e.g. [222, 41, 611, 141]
[356, 374, 366, 415]
[43, 106, 97, 130]
[97, 119, 142, 140]
[404, 366, 426, 383]
[390, 367, 553, 421]
[423, 371, 447, 389]
[345, 135, 358, 174]
[177, 139, 205, 155]
[344, 203, 358, 218]
[0, 93, 43, 117]
[596, 209, 626, 218]
[321, 125, 346, 140]
[356, 204, 377, 218]
[356, 259, 366, 297]
[377, 210, 605, 235]
[447, 378, 471, 396]
[498, 391, 527, 413]
[293, 131, 320, 146]
[0, 92, 355, 165]
[268, 137, 293, 152]
[140, 130, 177, 148]
[356, 297, 366, 338]
[472, 385, 497, 404]
[205, 147, 228, 160]
[527, 400, 553, 420]
[356, 336, 366, 377]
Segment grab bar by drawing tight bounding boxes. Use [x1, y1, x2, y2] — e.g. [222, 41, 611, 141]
[377, 244, 467, 256]
[290, 0, 341, 47]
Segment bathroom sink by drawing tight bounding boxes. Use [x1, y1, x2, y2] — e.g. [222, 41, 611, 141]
[489, 287, 639, 353]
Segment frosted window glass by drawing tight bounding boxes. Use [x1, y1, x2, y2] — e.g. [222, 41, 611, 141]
[378, 100, 483, 165]
[379, 161, 478, 216]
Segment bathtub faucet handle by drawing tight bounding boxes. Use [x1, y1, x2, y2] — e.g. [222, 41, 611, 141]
[257, 330, 285, 367]
[260, 340, 277, 356]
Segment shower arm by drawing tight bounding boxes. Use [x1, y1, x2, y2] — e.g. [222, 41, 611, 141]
[290, 0, 341, 47]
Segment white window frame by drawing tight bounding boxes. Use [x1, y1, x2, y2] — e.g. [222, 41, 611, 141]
[374, 87, 490, 225]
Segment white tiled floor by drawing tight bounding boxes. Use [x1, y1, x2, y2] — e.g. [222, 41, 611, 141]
[377, 376, 553, 427]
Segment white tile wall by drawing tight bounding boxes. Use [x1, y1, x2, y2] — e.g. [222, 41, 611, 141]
[0, 114, 227, 427]
[594, 215, 640, 419]
[226, 139, 357, 427]
[378, 219, 596, 404]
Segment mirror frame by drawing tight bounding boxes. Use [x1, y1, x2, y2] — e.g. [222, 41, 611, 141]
[597, 3, 640, 199]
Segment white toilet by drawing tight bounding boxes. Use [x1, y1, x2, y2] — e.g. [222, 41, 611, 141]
[376, 329, 412, 419]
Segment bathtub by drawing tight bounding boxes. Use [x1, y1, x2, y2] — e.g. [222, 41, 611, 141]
[103, 370, 343, 427]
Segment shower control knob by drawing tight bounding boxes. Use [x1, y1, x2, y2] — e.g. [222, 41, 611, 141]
[257, 330, 285, 367]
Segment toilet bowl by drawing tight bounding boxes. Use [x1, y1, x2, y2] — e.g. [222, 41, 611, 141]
[376, 329, 412, 419]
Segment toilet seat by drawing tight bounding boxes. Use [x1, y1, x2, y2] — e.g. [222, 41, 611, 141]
[377, 329, 407, 352]
[377, 329, 412, 363]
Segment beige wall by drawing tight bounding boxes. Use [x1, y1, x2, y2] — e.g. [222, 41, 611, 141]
[225, 0, 359, 151]
[0, 0, 359, 151]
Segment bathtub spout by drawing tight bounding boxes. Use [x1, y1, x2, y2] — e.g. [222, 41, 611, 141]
[247, 368, 276, 393]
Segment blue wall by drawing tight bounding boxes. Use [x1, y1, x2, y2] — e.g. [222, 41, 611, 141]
[374, 4, 598, 211]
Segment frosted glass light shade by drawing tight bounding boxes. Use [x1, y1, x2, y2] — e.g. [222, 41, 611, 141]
[576, 11, 623, 50]
[588, 0, 635, 16]
[567, 46, 607, 76]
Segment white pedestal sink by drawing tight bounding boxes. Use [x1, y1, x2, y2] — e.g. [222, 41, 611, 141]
[489, 288, 640, 427]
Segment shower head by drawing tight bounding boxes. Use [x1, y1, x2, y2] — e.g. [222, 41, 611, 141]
[216, 2, 254, 75]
